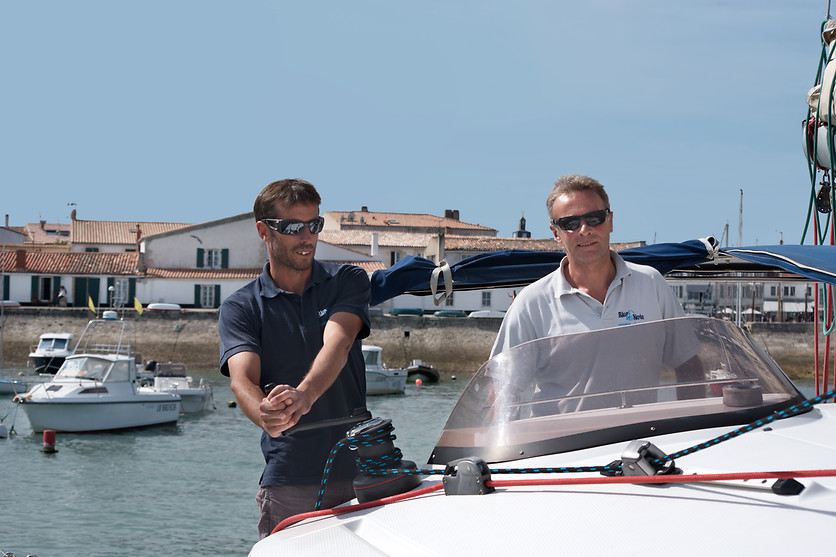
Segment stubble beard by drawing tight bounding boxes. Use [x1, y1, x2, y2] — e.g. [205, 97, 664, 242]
[269, 237, 315, 272]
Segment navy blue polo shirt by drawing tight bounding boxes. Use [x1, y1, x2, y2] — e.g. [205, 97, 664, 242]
[219, 260, 371, 486]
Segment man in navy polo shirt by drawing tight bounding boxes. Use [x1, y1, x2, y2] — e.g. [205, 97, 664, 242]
[218, 179, 371, 539]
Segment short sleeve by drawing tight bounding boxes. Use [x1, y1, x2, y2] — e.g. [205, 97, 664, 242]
[330, 265, 372, 340]
[218, 295, 262, 376]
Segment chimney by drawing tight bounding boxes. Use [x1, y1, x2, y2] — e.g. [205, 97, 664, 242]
[361, 206, 369, 212]
[370, 233, 379, 258]
[444, 209, 460, 221]
[14, 249, 26, 271]
[4, 214, 8, 228]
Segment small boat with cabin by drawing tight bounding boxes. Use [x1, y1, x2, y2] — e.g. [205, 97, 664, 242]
[362, 345, 407, 395]
[139, 360, 215, 413]
[27, 332, 74, 374]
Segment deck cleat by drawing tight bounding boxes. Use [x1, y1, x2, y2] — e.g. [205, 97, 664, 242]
[620, 440, 680, 477]
[443, 457, 494, 495]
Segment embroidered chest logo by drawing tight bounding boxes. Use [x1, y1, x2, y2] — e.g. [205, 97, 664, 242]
[618, 310, 645, 322]
[319, 307, 329, 325]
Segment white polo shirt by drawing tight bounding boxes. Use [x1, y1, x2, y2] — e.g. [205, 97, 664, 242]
[491, 251, 685, 357]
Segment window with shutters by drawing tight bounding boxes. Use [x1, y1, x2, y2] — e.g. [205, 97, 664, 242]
[207, 249, 222, 269]
[199, 285, 216, 308]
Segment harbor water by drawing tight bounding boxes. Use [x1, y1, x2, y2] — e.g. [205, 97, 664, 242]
[0, 368, 469, 557]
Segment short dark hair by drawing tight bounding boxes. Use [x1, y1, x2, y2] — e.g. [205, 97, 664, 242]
[253, 179, 322, 221]
[546, 175, 610, 217]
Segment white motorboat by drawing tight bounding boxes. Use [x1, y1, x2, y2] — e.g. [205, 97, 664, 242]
[14, 317, 181, 432]
[139, 361, 215, 413]
[363, 345, 407, 395]
[27, 332, 74, 374]
[251, 316, 836, 556]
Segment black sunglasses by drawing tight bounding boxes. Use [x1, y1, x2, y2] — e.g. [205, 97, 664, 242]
[261, 216, 325, 235]
[551, 209, 610, 231]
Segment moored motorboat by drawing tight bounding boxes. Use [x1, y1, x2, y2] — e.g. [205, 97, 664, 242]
[405, 359, 440, 383]
[139, 360, 215, 413]
[27, 332, 74, 374]
[14, 318, 181, 432]
[362, 345, 407, 395]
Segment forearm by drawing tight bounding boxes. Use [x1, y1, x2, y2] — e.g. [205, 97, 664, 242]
[231, 374, 268, 429]
[298, 333, 354, 403]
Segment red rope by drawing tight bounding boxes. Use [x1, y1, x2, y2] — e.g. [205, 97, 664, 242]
[487, 469, 836, 487]
[270, 469, 836, 535]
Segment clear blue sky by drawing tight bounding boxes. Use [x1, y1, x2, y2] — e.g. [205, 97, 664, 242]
[0, 1, 828, 246]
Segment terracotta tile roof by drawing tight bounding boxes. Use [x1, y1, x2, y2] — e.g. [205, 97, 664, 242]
[324, 210, 496, 234]
[0, 243, 71, 253]
[318, 230, 433, 249]
[1, 250, 139, 275]
[444, 236, 561, 252]
[24, 222, 72, 244]
[72, 219, 192, 245]
[443, 236, 645, 252]
[330, 261, 387, 274]
[144, 267, 262, 279]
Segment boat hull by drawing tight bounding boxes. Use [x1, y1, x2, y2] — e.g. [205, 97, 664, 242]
[20, 395, 181, 432]
[365, 369, 407, 395]
[138, 375, 215, 413]
[28, 355, 68, 374]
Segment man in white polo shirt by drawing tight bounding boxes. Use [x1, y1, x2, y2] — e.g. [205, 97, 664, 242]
[490, 175, 701, 411]
[492, 175, 685, 356]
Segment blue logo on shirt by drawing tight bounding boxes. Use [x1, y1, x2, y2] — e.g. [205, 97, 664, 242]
[319, 307, 329, 326]
[618, 310, 645, 322]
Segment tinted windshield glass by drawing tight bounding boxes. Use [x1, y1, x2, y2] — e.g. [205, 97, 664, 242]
[363, 350, 380, 366]
[430, 317, 803, 465]
[55, 357, 112, 381]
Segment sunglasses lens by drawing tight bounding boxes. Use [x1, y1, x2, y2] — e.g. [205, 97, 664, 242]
[585, 212, 606, 226]
[558, 217, 581, 231]
[281, 222, 304, 234]
[309, 218, 324, 234]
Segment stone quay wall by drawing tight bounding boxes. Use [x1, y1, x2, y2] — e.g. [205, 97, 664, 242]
[0, 308, 826, 380]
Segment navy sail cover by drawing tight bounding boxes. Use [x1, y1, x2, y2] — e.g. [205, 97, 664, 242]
[369, 240, 836, 306]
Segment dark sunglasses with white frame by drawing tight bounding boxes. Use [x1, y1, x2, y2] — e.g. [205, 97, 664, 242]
[261, 216, 325, 235]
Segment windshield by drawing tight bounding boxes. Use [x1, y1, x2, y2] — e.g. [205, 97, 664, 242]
[55, 357, 113, 381]
[363, 349, 380, 366]
[430, 317, 804, 465]
[38, 337, 68, 351]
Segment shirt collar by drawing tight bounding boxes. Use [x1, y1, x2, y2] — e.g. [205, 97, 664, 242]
[555, 251, 631, 297]
[257, 260, 325, 298]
